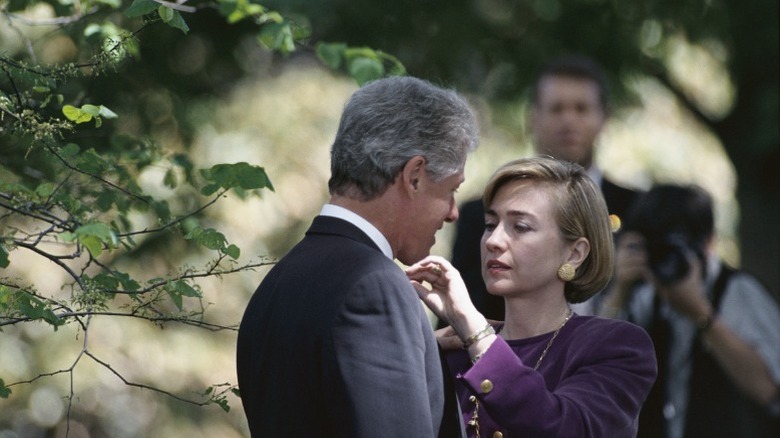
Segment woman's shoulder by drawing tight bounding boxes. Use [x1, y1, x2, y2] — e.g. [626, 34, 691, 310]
[558, 315, 656, 378]
[568, 314, 653, 348]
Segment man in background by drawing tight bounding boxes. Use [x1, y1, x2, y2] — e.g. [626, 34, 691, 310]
[451, 55, 639, 321]
[599, 183, 780, 438]
[237, 76, 479, 437]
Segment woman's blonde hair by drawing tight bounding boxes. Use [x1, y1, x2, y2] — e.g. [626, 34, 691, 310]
[482, 156, 614, 303]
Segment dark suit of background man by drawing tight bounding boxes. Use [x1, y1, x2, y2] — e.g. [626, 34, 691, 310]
[237, 76, 479, 437]
[451, 55, 640, 323]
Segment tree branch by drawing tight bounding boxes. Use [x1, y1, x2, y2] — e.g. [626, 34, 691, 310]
[85, 351, 217, 406]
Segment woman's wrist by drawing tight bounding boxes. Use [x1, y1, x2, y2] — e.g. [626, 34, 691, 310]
[461, 322, 494, 348]
[451, 307, 490, 344]
[468, 334, 496, 364]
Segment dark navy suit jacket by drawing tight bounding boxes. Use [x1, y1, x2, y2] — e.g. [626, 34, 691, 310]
[237, 216, 460, 437]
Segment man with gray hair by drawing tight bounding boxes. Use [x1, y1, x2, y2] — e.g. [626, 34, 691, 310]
[237, 76, 479, 437]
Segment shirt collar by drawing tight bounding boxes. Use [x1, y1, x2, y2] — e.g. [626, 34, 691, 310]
[319, 204, 394, 260]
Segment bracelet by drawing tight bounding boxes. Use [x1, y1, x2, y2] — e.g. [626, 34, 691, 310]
[462, 323, 495, 349]
[696, 313, 716, 333]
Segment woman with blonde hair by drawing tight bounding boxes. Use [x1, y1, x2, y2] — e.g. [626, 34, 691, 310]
[407, 156, 656, 437]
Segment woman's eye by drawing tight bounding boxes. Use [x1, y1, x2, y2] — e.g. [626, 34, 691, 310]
[484, 222, 496, 232]
[514, 223, 531, 233]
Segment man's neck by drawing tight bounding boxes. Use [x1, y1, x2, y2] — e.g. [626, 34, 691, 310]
[323, 200, 394, 259]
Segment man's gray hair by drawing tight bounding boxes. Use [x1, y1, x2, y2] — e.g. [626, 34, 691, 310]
[328, 76, 479, 200]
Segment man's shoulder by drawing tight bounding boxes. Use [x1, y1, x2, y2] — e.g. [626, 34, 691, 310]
[601, 177, 640, 198]
[600, 177, 642, 219]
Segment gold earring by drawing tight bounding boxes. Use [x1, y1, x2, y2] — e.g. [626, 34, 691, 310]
[557, 263, 576, 282]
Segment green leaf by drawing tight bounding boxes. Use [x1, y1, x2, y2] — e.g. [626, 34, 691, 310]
[15, 292, 63, 328]
[60, 143, 80, 158]
[35, 183, 54, 198]
[200, 183, 221, 196]
[125, 0, 159, 17]
[80, 235, 104, 258]
[62, 105, 116, 126]
[163, 168, 177, 188]
[200, 162, 274, 195]
[260, 11, 284, 24]
[118, 274, 141, 292]
[81, 104, 101, 117]
[219, 0, 266, 24]
[152, 200, 172, 223]
[95, 191, 116, 211]
[176, 281, 201, 298]
[168, 288, 183, 310]
[258, 22, 295, 55]
[0, 379, 11, 398]
[63, 223, 118, 257]
[98, 106, 118, 119]
[316, 42, 347, 70]
[348, 57, 384, 86]
[165, 280, 201, 310]
[199, 229, 227, 251]
[75, 223, 117, 244]
[183, 226, 242, 258]
[167, 10, 190, 34]
[0, 247, 9, 269]
[63, 105, 93, 124]
[91, 273, 120, 290]
[158, 5, 174, 22]
[75, 148, 111, 174]
[224, 244, 240, 260]
[96, 0, 122, 8]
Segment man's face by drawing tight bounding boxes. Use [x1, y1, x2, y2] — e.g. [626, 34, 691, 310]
[396, 168, 464, 265]
[530, 75, 606, 168]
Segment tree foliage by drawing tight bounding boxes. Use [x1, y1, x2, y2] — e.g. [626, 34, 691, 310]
[2, 0, 777, 434]
[267, 0, 778, 292]
[0, 0, 403, 433]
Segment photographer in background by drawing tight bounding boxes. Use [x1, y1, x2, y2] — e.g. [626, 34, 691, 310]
[600, 183, 780, 438]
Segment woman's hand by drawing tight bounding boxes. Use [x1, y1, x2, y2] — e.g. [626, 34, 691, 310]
[406, 255, 488, 343]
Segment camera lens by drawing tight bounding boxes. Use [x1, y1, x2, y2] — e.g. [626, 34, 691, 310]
[647, 235, 691, 285]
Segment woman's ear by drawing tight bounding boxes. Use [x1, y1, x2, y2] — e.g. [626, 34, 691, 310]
[567, 237, 590, 269]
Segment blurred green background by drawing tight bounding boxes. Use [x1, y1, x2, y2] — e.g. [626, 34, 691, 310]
[1, 0, 777, 436]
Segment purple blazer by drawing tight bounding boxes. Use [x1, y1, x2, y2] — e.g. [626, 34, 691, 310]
[446, 314, 657, 437]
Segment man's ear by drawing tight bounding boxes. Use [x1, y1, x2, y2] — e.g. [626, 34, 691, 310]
[401, 156, 426, 193]
[567, 237, 591, 269]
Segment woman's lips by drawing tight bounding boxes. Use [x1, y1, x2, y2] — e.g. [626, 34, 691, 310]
[486, 259, 511, 272]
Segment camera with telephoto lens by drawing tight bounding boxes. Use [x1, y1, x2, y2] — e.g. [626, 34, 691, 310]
[645, 233, 704, 286]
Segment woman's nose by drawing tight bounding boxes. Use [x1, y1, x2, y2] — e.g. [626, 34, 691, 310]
[483, 226, 505, 251]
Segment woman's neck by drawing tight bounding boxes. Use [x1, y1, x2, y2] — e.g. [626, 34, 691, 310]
[501, 294, 571, 340]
